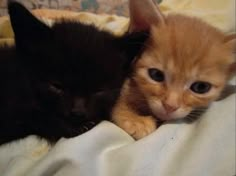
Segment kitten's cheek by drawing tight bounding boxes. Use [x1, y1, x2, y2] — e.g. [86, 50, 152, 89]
[148, 100, 167, 120]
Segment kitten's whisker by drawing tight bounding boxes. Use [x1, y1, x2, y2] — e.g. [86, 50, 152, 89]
[83, 126, 89, 131]
[185, 107, 209, 123]
[185, 110, 204, 122]
[187, 114, 197, 118]
[191, 111, 204, 113]
[189, 112, 202, 116]
[195, 107, 208, 111]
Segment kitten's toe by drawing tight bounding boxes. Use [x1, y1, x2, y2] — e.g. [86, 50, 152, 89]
[122, 117, 157, 140]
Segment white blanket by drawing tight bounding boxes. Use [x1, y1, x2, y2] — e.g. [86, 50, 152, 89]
[0, 85, 235, 176]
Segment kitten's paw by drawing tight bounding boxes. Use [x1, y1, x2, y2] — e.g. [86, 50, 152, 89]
[121, 117, 157, 140]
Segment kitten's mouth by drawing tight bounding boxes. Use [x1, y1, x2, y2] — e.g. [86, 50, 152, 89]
[152, 111, 186, 122]
[152, 112, 173, 122]
[153, 107, 207, 122]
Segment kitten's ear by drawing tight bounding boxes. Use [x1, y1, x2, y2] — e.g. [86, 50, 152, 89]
[224, 34, 236, 76]
[8, 1, 52, 47]
[117, 31, 149, 68]
[129, 0, 165, 32]
[224, 34, 236, 53]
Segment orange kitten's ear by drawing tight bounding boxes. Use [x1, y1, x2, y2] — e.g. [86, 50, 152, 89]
[129, 0, 165, 32]
[229, 62, 236, 77]
[224, 34, 236, 76]
[224, 34, 236, 53]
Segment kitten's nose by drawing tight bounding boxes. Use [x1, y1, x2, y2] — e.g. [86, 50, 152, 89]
[71, 97, 87, 117]
[162, 102, 179, 113]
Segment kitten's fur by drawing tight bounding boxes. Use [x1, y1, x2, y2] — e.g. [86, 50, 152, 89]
[0, 2, 147, 144]
[112, 0, 236, 140]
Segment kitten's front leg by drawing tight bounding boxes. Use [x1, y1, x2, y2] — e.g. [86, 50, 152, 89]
[112, 98, 157, 140]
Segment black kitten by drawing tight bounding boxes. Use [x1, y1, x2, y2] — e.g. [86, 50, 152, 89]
[0, 2, 147, 144]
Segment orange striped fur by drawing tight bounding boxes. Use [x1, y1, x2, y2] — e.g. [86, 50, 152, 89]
[112, 13, 235, 140]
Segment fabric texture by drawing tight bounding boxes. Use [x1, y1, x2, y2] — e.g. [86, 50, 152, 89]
[0, 0, 132, 16]
[0, 91, 235, 176]
[0, 0, 235, 175]
[159, 0, 235, 33]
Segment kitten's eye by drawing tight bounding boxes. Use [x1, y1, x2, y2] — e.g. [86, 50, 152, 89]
[148, 68, 165, 82]
[190, 81, 211, 94]
[49, 82, 64, 95]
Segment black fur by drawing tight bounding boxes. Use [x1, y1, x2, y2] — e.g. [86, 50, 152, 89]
[0, 2, 148, 144]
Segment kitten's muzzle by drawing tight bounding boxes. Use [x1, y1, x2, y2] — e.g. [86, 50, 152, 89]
[71, 97, 88, 117]
[162, 102, 179, 114]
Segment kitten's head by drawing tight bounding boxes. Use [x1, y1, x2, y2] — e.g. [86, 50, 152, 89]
[8, 2, 147, 118]
[129, 1, 236, 121]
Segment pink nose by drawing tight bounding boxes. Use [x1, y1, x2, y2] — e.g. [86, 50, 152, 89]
[162, 102, 179, 113]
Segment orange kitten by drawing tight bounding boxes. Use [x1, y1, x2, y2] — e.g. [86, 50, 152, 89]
[112, 0, 236, 140]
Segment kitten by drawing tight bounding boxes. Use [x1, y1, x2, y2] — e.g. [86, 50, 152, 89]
[0, 2, 147, 144]
[112, 0, 236, 140]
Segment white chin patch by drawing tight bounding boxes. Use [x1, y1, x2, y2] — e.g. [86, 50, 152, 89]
[148, 100, 191, 121]
[151, 106, 191, 121]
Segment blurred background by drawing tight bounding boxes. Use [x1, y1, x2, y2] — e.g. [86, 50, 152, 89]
[0, 0, 162, 16]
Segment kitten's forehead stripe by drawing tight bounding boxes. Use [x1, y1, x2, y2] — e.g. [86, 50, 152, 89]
[169, 21, 177, 61]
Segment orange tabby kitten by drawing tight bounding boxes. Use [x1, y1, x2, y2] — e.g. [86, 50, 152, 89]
[112, 0, 236, 140]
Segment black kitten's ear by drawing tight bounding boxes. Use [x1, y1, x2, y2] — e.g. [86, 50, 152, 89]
[117, 31, 149, 68]
[8, 1, 52, 46]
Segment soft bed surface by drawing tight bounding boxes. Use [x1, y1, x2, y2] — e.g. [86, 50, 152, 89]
[0, 0, 235, 175]
[0, 88, 235, 176]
